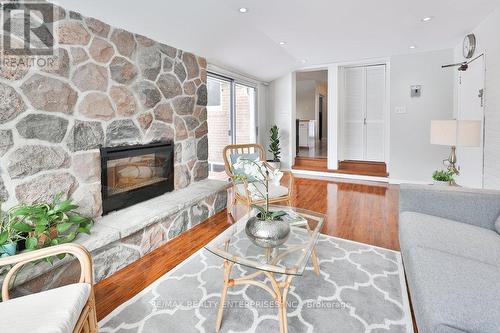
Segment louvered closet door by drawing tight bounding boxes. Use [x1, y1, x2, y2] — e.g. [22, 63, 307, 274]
[365, 65, 386, 161]
[342, 67, 364, 160]
[341, 65, 386, 162]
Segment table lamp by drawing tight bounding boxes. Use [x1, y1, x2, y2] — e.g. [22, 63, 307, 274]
[430, 120, 482, 175]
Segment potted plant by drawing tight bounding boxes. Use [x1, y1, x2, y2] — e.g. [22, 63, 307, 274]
[233, 158, 289, 248]
[432, 169, 455, 186]
[0, 206, 22, 257]
[267, 125, 281, 170]
[9, 193, 93, 253]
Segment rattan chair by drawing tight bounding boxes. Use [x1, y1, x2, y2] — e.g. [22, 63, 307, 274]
[0, 243, 98, 333]
[223, 144, 293, 213]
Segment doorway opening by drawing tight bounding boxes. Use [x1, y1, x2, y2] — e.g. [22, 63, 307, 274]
[294, 70, 329, 169]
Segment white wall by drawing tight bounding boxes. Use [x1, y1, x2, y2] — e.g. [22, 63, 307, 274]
[268, 73, 295, 169]
[296, 80, 316, 120]
[454, 8, 500, 189]
[390, 49, 455, 182]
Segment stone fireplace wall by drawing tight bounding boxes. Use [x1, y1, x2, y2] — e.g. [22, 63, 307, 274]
[0, 4, 209, 217]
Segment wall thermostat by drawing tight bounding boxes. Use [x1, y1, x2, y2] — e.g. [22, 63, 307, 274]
[411, 85, 422, 97]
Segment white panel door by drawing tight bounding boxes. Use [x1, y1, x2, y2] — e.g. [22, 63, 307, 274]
[341, 65, 386, 162]
[342, 67, 364, 160]
[456, 56, 484, 188]
[365, 65, 386, 161]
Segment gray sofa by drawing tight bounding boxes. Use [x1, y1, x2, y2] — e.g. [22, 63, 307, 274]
[399, 184, 500, 333]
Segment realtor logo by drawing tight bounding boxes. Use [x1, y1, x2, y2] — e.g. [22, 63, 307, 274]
[1, 1, 54, 56]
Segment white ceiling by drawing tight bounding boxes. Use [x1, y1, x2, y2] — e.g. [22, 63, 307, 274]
[55, 0, 500, 82]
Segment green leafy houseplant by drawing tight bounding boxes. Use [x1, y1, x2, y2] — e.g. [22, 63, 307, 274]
[432, 169, 455, 183]
[9, 193, 93, 252]
[0, 206, 23, 257]
[268, 125, 281, 163]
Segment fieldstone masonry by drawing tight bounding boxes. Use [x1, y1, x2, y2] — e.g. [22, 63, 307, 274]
[0, 4, 209, 218]
[0, 4, 223, 296]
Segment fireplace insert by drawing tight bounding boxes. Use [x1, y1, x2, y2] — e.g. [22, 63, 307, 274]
[100, 142, 174, 215]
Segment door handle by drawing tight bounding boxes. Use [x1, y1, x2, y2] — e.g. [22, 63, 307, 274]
[478, 89, 484, 107]
[363, 118, 367, 125]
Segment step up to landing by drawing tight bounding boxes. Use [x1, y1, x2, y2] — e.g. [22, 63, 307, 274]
[293, 158, 388, 178]
[338, 160, 388, 177]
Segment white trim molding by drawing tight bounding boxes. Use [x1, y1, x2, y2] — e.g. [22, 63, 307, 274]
[291, 168, 389, 183]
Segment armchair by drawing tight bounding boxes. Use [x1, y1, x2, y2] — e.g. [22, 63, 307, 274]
[0, 243, 98, 333]
[223, 144, 293, 213]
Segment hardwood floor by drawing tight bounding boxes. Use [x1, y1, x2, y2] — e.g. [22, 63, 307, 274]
[95, 176, 400, 321]
[290, 176, 399, 250]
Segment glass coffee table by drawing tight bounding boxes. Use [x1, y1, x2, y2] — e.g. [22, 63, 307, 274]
[204, 206, 326, 333]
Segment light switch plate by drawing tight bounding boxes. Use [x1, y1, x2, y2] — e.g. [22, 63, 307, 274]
[395, 106, 407, 114]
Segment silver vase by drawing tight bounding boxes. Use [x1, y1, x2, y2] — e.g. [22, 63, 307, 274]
[245, 217, 291, 248]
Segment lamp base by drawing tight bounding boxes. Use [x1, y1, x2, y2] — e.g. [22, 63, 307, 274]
[445, 146, 459, 175]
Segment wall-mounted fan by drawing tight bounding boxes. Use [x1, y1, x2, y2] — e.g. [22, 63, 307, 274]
[442, 61, 470, 71]
[442, 34, 479, 72]
[442, 54, 482, 72]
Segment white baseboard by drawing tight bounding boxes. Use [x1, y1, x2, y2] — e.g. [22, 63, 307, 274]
[388, 179, 432, 185]
[289, 169, 434, 186]
[290, 168, 389, 183]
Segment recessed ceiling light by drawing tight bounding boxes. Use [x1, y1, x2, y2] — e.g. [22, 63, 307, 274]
[279, 41, 286, 46]
[409, 45, 417, 49]
[421, 16, 433, 22]
[239, 7, 248, 13]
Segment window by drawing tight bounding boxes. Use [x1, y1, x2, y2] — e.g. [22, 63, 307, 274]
[206, 74, 257, 179]
[235, 83, 255, 144]
[207, 80, 221, 107]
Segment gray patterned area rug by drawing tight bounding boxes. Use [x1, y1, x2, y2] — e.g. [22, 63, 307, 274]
[99, 235, 413, 333]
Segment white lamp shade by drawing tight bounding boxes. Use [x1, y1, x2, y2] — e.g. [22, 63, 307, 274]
[430, 120, 457, 146]
[457, 120, 482, 147]
[430, 120, 481, 147]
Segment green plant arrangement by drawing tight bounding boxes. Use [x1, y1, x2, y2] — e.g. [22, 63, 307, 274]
[268, 125, 281, 163]
[9, 193, 93, 253]
[0, 205, 23, 257]
[432, 169, 455, 183]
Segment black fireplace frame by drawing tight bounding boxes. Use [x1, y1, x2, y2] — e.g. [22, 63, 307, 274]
[100, 141, 174, 215]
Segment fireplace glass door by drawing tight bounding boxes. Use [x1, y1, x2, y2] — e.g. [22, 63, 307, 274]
[107, 153, 166, 196]
[101, 142, 174, 214]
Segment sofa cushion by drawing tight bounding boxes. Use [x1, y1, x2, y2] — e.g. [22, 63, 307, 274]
[0, 283, 91, 333]
[400, 211, 500, 267]
[404, 247, 500, 333]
